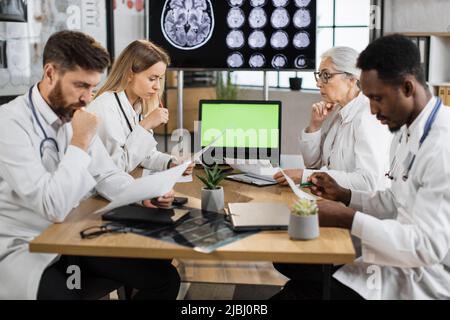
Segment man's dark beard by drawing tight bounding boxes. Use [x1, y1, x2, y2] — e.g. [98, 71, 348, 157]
[389, 125, 402, 133]
[48, 81, 86, 123]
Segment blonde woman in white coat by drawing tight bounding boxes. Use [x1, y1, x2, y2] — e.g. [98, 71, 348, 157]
[274, 47, 392, 191]
[88, 40, 193, 175]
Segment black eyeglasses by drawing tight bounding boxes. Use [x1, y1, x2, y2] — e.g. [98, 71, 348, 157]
[314, 71, 348, 84]
[80, 223, 129, 239]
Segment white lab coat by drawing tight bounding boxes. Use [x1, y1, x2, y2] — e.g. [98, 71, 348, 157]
[334, 97, 450, 299]
[87, 91, 173, 173]
[299, 93, 392, 191]
[0, 85, 134, 299]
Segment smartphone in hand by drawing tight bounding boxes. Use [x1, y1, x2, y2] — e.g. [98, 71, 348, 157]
[172, 197, 188, 207]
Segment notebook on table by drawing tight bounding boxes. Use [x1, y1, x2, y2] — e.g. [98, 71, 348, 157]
[102, 205, 191, 225]
[224, 158, 280, 187]
[227, 202, 290, 231]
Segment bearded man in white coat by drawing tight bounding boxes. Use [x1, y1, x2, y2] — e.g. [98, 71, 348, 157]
[271, 34, 450, 300]
[0, 31, 180, 300]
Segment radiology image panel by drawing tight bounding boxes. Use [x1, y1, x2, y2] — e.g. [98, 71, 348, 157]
[148, 0, 316, 70]
[161, 0, 215, 50]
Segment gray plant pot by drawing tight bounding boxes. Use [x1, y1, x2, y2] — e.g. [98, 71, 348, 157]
[201, 186, 224, 213]
[288, 213, 319, 240]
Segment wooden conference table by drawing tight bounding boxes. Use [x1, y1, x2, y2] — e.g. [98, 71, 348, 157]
[30, 168, 356, 298]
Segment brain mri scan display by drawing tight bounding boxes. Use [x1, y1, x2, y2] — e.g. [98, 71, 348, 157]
[270, 30, 289, 49]
[250, 0, 267, 7]
[248, 7, 268, 29]
[228, 0, 244, 7]
[293, 31, 310, 49]
[249, 53, 266, 67]
[227, 52, 245, 67]
[272, 0, 289, 7]
[295, 0, 311, 7]
[248, 30, 267, 49]
[226, 30, 245, 49]
[270, 8, 290, 29]
[295, 55, 307, 68]
[272, 54, 287, 69]
[162, 0, 215, 50]
[293, 8, 311, 28]
[151, 0, 315, 69]
[227, 7, 245, 28]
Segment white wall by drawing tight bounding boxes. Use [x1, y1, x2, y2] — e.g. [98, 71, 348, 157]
[384, 0, 450, 33]
[429, 36, 450, 84]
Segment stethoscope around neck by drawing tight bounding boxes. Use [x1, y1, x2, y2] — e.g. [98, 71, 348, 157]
[385, 97, 442, 181]
[27, 86, 60, 158]
[114, 92, 142, 132]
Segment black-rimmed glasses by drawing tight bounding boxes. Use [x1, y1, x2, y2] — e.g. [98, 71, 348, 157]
[80, 223, 129, 239]
[314, 71, 348, 84]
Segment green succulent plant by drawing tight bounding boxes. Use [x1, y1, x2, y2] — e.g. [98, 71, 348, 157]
[292, 199, 318, 216]
[197, 164, 230, 190]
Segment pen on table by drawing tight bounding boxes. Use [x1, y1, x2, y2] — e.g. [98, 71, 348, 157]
[300, 181, 315, 188]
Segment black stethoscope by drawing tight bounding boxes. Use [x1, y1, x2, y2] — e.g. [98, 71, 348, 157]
[27, 86, 60, 158]
[114, 92, 142, 132]
[385, 97, 442, 181]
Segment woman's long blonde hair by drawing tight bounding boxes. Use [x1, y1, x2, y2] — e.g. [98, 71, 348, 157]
[96, 40, 171, 115]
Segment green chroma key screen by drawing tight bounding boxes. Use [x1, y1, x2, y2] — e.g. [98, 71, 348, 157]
[200, 101, 280, 148]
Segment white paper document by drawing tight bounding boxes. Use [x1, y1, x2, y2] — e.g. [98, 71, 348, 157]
[94, 161, 191, 215]
[176, 174, 193, 183]
[192, 131, 225, 163]
[280, 169, 317, 201]
[142, 168, 193, 183]
[224, 158, 280, 178]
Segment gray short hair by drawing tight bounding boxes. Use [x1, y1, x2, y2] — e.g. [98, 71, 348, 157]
[320, 46, 361, 79]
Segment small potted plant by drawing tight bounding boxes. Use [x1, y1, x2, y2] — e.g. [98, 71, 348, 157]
[216, 71, 238, 100]
[289, 72, 303, 91]
[288, 199, 319, 240]
[197, 164, 229, 212]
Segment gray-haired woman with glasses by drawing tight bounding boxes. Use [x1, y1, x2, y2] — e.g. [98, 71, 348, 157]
[274, 46, 392, 191]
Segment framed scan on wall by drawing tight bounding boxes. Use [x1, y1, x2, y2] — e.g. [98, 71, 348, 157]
[0, 0, 27, 22]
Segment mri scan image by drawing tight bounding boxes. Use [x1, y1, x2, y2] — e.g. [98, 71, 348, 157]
[250, 0, 267, 7]
[272, 54, 287, 68]
[293, 8, 311, 28]
[293, 31, 310, 48]
[249, 53, 266, 68]
[162, 0, 214, 50]
[227, 52, 245, 68]
[272, 0, 289, 7]
[248, 30, 267, 49]
[249, 7, 268, 29]
[216, 0, 315, 70]
[227, 7, 246, 28]
[228, 0, 244, 7]
[270, 30, 289, 49]
[226, 30, 245, 49]
[294, 0, 311, 7]
[295, 55, 307, 68]
[270, 8, 290, 29]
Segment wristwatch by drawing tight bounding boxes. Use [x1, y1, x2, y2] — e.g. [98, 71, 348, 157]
[167, 159, 173, 169]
